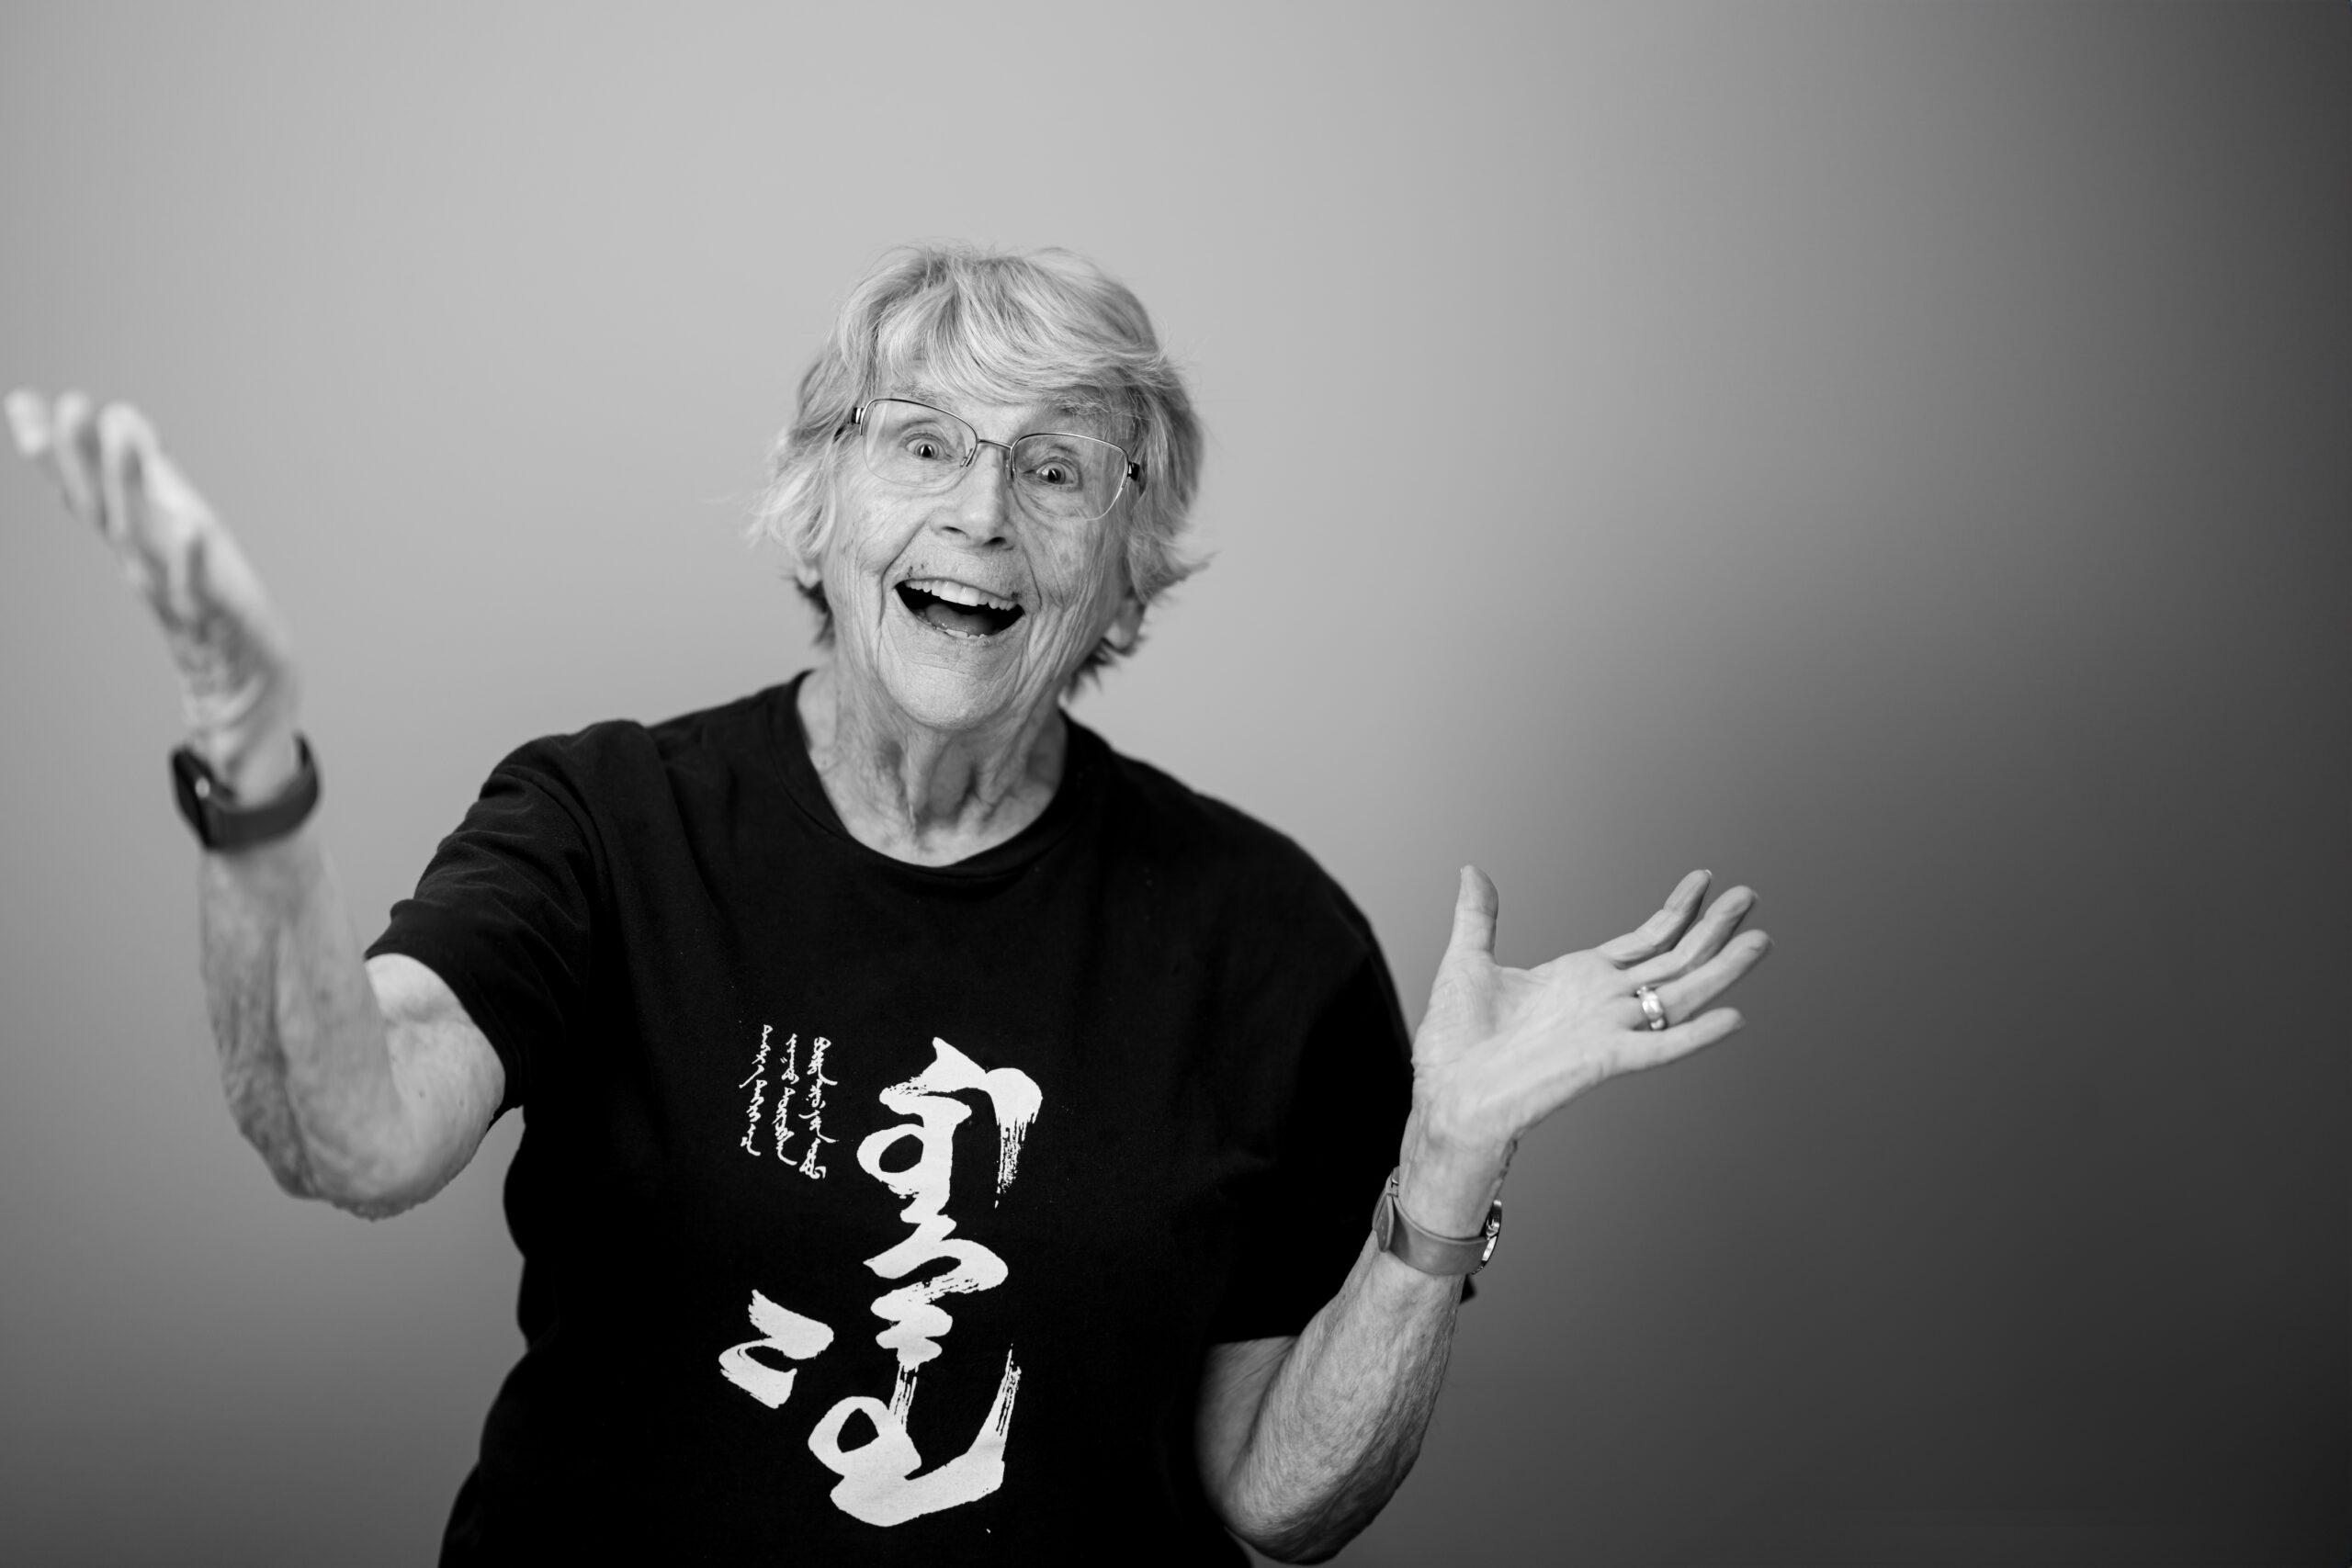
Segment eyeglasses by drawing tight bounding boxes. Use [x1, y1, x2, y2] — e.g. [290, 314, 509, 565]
[845, 398, 1144, 525]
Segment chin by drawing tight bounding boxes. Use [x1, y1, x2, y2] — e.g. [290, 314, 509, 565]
[877, 664, 1013, 732]
[873, 628, 1040, 735]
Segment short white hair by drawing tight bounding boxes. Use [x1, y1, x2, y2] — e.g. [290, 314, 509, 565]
[747, 243, 1205, 675]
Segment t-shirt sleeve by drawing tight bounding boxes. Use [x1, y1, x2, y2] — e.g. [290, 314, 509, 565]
[364, 739, 602, 1116]
[1204, 935, 1430, 1345]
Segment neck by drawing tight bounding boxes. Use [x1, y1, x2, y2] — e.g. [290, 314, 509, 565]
[797, 663, 1068, 865]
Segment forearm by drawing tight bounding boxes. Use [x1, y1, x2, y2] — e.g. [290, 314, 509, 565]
[195, 757, 405, 1211]
[1216, 1124, 1508, 1562]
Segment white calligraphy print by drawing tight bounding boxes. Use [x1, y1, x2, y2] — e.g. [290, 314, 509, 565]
[808, 1349, 1023, 1528]
[739, 1029, 832, 1179]
[720, 1033, 1042, 1529]
[738, 1026, 774, 1156]
[798, 1035, 838, 1178]
[807, 1037, 1041, 1527]
[772, 1031, 798, 1156]
[717, 1290, 835, 1409]
[853, 1039, 1041, 1391]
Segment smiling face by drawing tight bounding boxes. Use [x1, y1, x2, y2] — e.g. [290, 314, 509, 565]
[806, 389, 1146, 737]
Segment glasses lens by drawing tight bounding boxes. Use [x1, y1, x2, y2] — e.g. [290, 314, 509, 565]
[861, 400, 975, 490]
[1009, 432, 1129, 524]
[859, 399, 1131, 523]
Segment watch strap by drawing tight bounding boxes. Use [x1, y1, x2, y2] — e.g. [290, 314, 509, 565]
[1369, 1167, 1502, 1277]
[171, 735, 321, 851]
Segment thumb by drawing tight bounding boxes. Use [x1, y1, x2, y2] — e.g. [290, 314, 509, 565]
[1445, 864, 1499, 962]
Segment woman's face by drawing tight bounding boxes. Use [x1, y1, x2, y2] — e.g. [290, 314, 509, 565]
[808, 389, 1144, 737]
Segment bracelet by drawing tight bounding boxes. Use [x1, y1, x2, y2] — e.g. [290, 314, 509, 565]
[1368, 1167, 1503, 1277]
[171, 735, 321, 851]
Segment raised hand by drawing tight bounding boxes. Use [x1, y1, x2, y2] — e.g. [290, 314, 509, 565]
[1408, 867, 1772, 1169]
[7, 389, 300, 795]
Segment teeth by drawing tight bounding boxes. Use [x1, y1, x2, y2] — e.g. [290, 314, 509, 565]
[904, 578, 1018, 612]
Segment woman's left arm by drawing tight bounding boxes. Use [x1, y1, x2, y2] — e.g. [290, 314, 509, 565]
[1197, 866, 1771, 1563]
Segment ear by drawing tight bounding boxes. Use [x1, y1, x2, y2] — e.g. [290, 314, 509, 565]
[1104, 589, 1147, 653]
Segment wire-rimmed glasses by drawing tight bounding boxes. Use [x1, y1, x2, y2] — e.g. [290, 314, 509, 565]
[847, 398, 1143, 525]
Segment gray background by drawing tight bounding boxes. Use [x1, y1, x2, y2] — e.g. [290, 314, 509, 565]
[2, 3, 2344, 1563]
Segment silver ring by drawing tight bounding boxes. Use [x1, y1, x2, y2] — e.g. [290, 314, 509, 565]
[1634, 984, 1668, 1031]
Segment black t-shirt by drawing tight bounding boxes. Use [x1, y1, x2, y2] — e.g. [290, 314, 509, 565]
[367, 674, 1418, 1564]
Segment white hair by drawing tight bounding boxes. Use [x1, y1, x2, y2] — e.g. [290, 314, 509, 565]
[746, 242, 1205, 676]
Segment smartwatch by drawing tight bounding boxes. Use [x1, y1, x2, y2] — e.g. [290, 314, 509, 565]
[171, 735, 321, 851]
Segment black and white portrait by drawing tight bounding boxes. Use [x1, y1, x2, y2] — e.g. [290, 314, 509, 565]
[1, 5, 2342, 1563]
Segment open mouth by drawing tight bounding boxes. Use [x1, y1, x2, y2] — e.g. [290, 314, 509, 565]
[896, 579, 1025, 639]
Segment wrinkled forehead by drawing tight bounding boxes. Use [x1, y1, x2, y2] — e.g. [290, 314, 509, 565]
[877, 357, 1133, 444]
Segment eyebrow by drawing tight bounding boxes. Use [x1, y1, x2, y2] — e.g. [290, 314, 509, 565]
[891, 386, 1108, 430]
[892, 383, 960, 412]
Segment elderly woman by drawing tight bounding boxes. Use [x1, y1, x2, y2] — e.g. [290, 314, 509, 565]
[8, 243, 1769, 1564]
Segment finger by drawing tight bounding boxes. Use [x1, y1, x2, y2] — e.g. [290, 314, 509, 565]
[182, 521, 295, 679]
[95, 403, 178, 602]
[136, 428, 220, 535]
[44, 390, 103, 528]
[1654, 928, 1773, 1022]
[1626, 886, 1757, 986]
[96, 402, 148, 559]
[96, 401, 197, 607]
[1614, 1006, 1747, 1074]
[1595, 869, 1710, 964]
[1445, 864, 1499, 962]
[115, 419, 275, 652]
[3, 390, 84, 531]
[177, 497, 278, 636]
[6, 388, 49, 458]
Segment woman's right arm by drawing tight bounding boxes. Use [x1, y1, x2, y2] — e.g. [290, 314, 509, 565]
[9, 389, 503, 1218]
[198, 822, 505, 1217]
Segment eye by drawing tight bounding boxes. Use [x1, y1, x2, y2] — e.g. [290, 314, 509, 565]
[899, 432, 957, 464]
[1019, 440, 1091, 489]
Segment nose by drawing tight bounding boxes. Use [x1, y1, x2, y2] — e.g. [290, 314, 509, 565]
[936, 440, 1015, 546]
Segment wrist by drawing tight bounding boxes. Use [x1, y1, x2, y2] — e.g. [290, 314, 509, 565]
[1396, 1111, 1513, 1238]
[174, 728, 319, 856]
[181, 660, 303, 803]
[199, 720, 303, 804]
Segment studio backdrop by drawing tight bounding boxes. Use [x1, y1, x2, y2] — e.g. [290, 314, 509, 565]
[1, 4, 2343, 1564]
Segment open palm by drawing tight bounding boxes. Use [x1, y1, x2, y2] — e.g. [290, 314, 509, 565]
[7, 390, 297, 772]
[1411, 866, 1770, 1156]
